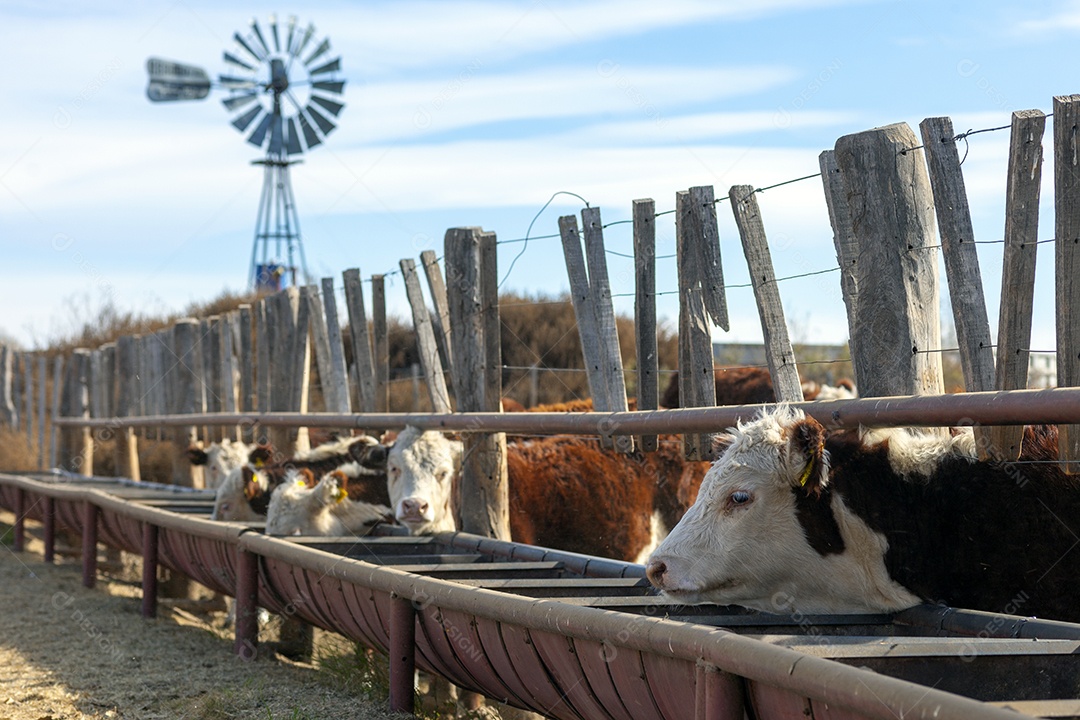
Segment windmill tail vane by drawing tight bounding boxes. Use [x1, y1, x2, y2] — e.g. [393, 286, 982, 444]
[145, 13, 346, 293]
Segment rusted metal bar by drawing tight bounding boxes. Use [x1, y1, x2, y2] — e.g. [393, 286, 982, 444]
[81, 500, 98, 588]
[388, 594, 416, 714]
[12, 487, 24, 551]
[234, 546, 259, 661]
[141, 522, 158, 619]
[48, 387, 1080, 433]
[42, 496, 55, 563]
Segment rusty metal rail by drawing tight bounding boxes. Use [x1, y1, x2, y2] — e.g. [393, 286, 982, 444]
[2, 471, 1074, 720]
[48, 386, 1080, 433]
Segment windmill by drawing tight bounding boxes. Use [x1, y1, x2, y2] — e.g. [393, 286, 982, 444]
[146, 14, 346, 292]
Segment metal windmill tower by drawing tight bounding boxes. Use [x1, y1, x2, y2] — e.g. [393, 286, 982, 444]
[146, 14, 346, 292]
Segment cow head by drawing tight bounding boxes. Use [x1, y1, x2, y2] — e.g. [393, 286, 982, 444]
[211, 464, 268, 522]
[188, 438, 255, 491]
[266, 469, 335, 536]
[386, 425, 461, 534]
[647, 406, 918, 614]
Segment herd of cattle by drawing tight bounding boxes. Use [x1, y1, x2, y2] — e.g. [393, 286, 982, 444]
[189, 368, 1080, 624]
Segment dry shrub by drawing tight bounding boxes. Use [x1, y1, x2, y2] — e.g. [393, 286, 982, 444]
[0, 426, 39, 471]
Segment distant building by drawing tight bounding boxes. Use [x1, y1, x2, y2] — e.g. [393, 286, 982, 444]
[1028, 353, 1057, 388]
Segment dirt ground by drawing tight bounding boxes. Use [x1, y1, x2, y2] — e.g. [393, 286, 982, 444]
[0, 511, 409, 720]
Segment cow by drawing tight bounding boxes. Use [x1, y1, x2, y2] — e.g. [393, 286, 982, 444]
[646, 406, 1080, 623]
[659, 366, 856, 409]
[210, 435, 390, 522]
[265, 469, 393, 536]
[186, 438, 262, 490]
[387, 425, 709, 563]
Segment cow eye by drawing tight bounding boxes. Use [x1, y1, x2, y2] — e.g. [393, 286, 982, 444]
[730, 490, 751, 505]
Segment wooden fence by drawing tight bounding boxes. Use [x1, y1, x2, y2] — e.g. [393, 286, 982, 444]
[6, 96, 1080, 541]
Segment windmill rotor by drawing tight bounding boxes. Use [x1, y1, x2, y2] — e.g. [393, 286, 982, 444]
[145, 13, 346, 292]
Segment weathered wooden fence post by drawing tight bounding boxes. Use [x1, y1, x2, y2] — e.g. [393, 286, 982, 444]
[819, 150, 861, 378]
[237, 304, 255, 444]
[633, 198, 659, 452]
[920, 116, 995, 412]
[37, 354, 46, 470]
[372, 275, 390, 413]
[834, 122, 944, 398]
[400, 257, 451, 412]
[992, 110, 1046, 460]
[0, 345, 16, 426]
[1054, 95, 1080, 470]
[114, 336, 140, 480]
[445, 227, 510, 540]
[676, 190, 721, 459]
[343, 269, 377, 413]
[255, 298, 271, 444]
[320, 279, 351, 414]
[219, 313, 239, 441]
[172, 319, 202, 487]
[22, 352, 34, 452]
[58, 349, 93, 475]
[48, 356, 63, 470]
[420, 249, 455, 372]
[728, 185, 803, 403]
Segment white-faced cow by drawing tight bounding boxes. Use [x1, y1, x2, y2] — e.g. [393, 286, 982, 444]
[387, 425, 709, 563]
[647, 406, 1080, 623]
[265, 469, 393, 536]
[186, 438, 264, 490]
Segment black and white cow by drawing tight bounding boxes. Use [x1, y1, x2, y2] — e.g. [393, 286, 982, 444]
[647, 406, 1080, 623]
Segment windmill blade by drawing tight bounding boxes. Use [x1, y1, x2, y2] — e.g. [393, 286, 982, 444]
[247, 112, 273, 147]
[308, 57, 341, 76]
[286, 15, 297, 54]
[223, 51, 255, 71]
[231, 105, 263, 132]
[304, 38, 330, 66]
[270, 14, 281, 52]
[218, 74, 259, 90]
[310, 94, 344, 117]
[146, 58, 210, 101]
[293, 23, 316, 58]
[269, 113, 285, 155]
[311, 80, 345, 94]
[222, 92, 258, 111]
[305, 103, 336, 135]
[286, 117, 303, 155]
[233, 31, 265, 62]
[250, 18, 271, 57]
[297, 111, 323, 149]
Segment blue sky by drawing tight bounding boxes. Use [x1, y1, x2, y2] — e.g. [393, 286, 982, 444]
[1, 0, 1075, 358]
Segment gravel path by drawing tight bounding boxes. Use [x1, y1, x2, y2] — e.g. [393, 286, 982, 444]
[0, 512, 405, 720]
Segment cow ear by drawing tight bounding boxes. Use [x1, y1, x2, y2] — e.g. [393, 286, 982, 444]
[298, 468, 316, 487]
[710, 432, 737, 457]
[790, 417, 828, 495]
[242, 466, 259, 500]
[249, 445, 272, 467]
[187, 446, 208, 465]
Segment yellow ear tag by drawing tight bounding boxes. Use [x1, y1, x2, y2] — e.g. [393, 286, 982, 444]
[334, 488, 348, 504]
[295, 478, 306, 487]
[254, 459, 264, 468]
[798, 458, 815, 487]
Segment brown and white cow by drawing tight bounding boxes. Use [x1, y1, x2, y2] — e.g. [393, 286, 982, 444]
[387, 425, 709, 563]
[647, 406, 1080, 623]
